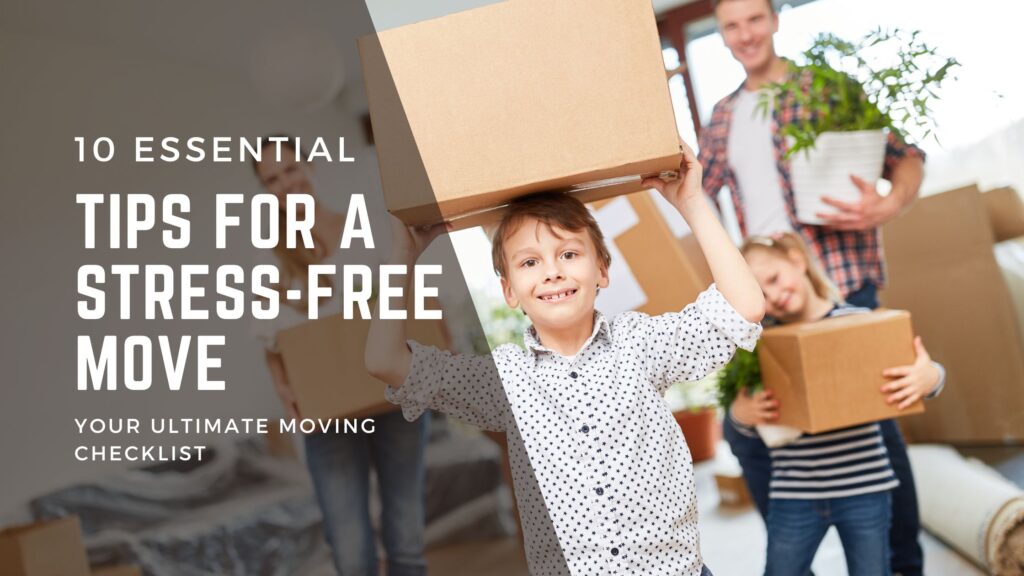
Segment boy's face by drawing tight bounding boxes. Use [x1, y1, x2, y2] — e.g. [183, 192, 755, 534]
[744, 248, 808, 322]
[716, 0, 779, 75]
[500, 219, 609, 334]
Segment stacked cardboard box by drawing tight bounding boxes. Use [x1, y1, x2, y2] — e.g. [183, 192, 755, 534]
[881, 185, 1024, 442]
[590, 191, 713, 316]
[714, 473, 753, 508]
[983, 186, 1024, 242]
[0, 515, 143, 576]
[359, 0, 680, 228]
[91, 566, 142, 576]
[758, 310, 922, 433]
[0, 517, 90, 576]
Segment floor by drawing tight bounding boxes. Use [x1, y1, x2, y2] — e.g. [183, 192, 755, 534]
[423, 439, 1005, 575]
[692, 446, 985, 576]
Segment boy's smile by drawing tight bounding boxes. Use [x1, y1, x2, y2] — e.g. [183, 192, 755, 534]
[536, 287, 578, 303]
[500, 219, 609, 354]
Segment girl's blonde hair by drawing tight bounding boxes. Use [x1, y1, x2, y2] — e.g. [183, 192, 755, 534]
[740, 232, 844, 304]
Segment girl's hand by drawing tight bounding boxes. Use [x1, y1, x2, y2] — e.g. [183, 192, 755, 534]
[881, 336, 941, 410]
[642, 141, 704, 215]
[731, 388, 779, 427]
[390, 215, 450, 265]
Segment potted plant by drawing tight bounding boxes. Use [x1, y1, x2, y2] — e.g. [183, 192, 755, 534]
[758, 28, 958, 224]
[666, 375, 721, 463]
[717, 347, 801, 448]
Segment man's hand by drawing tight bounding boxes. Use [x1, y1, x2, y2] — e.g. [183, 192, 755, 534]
[642, 141, 704, 215]
[731, 388, 779, 427]
[816, 175, 902, 231]
[881, 336, 941, 410]
[390, 215, 450, 265]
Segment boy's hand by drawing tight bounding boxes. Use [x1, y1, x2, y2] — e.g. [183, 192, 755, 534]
[881, 336, 940, 410]
[642, 141, 704, 215]
[390, 215, 450, 265]
[731, 388, 779, 427]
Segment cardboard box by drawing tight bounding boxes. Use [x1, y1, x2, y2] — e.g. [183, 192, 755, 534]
[91, 566, 142, 576]
[881, 185, 1024, 442]
[679, 233, 714, 294]
[983, 186, 1024, 242]
[590, 192, 714, 316]
[278, 313, 447, 420]
[264, 425, 298, 460]
[359, 0, 681, 228]
[0, 516, 90, 576]
[758, 310, 922, 434]
[714, 473, 753, 508]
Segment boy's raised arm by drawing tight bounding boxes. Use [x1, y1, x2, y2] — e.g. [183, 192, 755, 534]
[364, 217, 447, 388]
[643, 143, 766, 324]
[364, 217, 510, 431]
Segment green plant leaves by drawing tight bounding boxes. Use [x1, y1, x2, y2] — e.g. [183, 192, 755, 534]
[716, 346, 763, 411]
[757, 29, 958, 159]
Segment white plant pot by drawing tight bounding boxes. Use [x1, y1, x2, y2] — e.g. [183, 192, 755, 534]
[788, 129, 887, 225]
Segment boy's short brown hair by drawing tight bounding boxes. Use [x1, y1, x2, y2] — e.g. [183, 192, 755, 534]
[490, 192, 612, 278]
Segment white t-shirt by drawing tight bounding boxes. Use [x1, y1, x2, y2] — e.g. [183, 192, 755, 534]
[727, 89, 792, 236]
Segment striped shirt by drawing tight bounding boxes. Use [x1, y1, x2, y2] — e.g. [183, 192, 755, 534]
[766, 422, 898, 499]
[733, 305, 944, 500]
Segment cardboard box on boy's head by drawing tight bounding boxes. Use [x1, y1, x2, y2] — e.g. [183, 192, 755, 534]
[359, 0, 682, 228]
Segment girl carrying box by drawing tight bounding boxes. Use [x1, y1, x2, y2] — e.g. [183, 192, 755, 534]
[729, 232, 945, 576]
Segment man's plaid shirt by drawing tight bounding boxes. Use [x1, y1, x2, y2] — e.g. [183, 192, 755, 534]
[697, 71, 925, 297]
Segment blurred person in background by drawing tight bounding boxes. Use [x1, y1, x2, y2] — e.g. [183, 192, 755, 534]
[252, 135, 429, 576]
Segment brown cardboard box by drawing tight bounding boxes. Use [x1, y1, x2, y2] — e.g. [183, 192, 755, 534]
[0, 516, 90, 576]
[589, 192, 713, 315]
[983, 186, 1024, 242]
[264, 425, 298, 460]
[679, 233, 714, 294]
[278, 314, 447, 420]
[359, 0, 681, 228]
[91, 566, 142, 576]
[714, 473, 752, 508]
[758, 310, 922, 434]
[881, 185, 1024, 442]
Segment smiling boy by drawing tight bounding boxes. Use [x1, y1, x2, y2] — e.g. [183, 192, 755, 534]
[366, 144, 765, 576]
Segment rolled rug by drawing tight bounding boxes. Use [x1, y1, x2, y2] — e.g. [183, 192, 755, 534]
[908, 444, 1024, 575]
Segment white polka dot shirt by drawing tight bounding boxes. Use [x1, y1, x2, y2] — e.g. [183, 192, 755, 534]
[387, 285, 761, 575]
